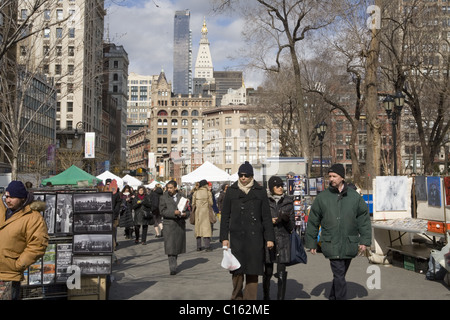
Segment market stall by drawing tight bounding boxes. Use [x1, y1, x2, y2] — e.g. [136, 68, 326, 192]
[371, 175, 449, 276]
[21, 187, 114, 300]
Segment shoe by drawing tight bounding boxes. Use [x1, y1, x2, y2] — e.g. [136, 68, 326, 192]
[135, 240, 139, 244]
[197, 247, 203, 251]
[141, 241, 146, 245]
[170, 271, 177, 275]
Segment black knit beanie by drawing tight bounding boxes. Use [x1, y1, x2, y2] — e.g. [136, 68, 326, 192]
[328, 163, 345, 179]
[238, 161, 254, 176]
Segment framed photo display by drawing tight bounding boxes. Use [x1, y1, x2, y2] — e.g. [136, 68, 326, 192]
[55, 193, 73, 234]
[73, 213, 113, 233]
[73, 192, 113, 213]
[72, 255, 112, 275]
[73, 234, 113, 254]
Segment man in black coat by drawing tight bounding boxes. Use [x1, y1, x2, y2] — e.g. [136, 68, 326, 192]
[220, 161, 275, 300]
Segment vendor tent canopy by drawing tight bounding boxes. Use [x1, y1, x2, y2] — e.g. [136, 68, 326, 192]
[41, 165, 101, 186]
[144, 180, 166, 189]
[97, 171, 124, 190]
[122, 174, 143, 189]
[181, 161, 231, 184]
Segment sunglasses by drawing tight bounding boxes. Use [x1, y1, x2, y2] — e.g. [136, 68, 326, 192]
[274, 184, 284, 188]
[239, 173, 252, 178]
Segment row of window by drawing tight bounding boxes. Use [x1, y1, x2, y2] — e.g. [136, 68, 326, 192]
[43, 27, 76, 39]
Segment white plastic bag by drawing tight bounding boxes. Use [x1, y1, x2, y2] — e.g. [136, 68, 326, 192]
[221, 247, 241, 271]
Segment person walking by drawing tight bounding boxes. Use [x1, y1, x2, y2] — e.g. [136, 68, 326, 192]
[305, 163, 372, 300]
[217, 183, 228, 218]
[119, 185, 134, 239]
[159, 180, 190, 275]
[263, 176, 295, 300]
[132, 186, 152, 245]
[192, 179, 213, 251]
[220, 161, 275, 300]
[150, 184, 164, 238]
[0, 181, 49, 300]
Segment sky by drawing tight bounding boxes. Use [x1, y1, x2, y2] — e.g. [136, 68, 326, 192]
[105, 0, 264, 88]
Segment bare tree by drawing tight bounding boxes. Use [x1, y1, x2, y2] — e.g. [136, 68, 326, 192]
[379, 0, 450, 174]
[213, 0, 343, 176]
[0, 0, 83, 180]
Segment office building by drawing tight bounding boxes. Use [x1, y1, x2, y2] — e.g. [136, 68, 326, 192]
[173, 10, 192, 95]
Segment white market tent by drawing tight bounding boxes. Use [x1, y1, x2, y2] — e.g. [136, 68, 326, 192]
[97, 171, 124, 190]
[144, 180, 166, 189]
[122, 174, 143, 189]
[181, 161, 231, 184]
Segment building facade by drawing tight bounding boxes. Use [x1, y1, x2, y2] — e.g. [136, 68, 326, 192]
[19, 0, 106, 174]
[126, 72, 155, 134]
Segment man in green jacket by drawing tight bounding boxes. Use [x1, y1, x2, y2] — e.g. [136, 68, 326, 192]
[305, 164, 371, 300]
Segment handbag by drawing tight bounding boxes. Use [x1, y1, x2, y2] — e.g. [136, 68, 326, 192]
[221, 248, 241, 271]
[286, 231, 307, 266]
[143, 210, 155, 225]
[209, 208, 217, 224]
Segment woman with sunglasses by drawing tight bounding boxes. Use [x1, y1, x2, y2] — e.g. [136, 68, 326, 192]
[263, 176, 295, 300]
[220, 161, 275, 300]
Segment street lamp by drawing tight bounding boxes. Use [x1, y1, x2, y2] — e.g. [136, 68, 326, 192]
[74, 121, 84, 139]
[383, 92, 405, 175]
[315, 121, 327, 177]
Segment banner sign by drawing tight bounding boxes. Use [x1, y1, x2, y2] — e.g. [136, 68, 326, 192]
[84, 132, 95, 159]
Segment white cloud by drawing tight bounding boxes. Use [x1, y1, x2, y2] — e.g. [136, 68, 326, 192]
[105, 0, 264, 87]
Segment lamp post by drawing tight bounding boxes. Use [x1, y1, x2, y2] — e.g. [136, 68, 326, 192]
[315, 121, 327, 177]
[383, 92, 405, 176]
[74, 121, 83, 139]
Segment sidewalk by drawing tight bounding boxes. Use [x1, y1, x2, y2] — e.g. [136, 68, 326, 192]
[109, 225, 450, 300]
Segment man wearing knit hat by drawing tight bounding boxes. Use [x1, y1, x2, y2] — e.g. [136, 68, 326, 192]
[305, 164, 371, 300]
[0, 181, 49, 299]
[220, 161, 275, 300]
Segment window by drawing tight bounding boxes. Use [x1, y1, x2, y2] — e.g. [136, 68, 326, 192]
[68, 64, 74, 75]
[56, 46, 62, 56]
[55, 64, 61, 75]
[44, 10, 51, 20]
[68, 28, 75, 38]
[56, 28, 63, 38]
[68, 46, 75, 56]
[21, 9, 27, 20]
[43, 46, 50, 56]
[114, 61, 119, 68]
[67, 102, 73, 112]
[44, 28, 50, 38]
[57, 9, 63, 20]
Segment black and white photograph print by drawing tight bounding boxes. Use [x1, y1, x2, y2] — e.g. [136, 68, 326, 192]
[72, 255, 112, 275]
[73, 234, 113, 254]
[375, 176, 408, 211]
[44, 194, 56, 234]
[55, 193, 73, 234]
[73, 192, 113, 213]
[73, 213, 113, 233]
[55, 243, 73, 283]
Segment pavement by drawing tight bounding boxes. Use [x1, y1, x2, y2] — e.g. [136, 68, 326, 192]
[108, 224, 450, 302]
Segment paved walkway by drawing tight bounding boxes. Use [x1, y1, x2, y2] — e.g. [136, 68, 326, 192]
[108, 224, 449, 301]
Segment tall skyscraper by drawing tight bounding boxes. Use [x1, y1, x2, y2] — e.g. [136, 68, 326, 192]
[173, 10, 192, 95]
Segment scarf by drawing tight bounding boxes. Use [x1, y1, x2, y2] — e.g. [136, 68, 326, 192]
[137, 194, 145, 200]
[238, 178, 254, 194]
[272, 194, 282, 203]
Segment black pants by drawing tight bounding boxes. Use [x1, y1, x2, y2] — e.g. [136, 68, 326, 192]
[329, 259, 351, 300]
[135, 225, 148, 243]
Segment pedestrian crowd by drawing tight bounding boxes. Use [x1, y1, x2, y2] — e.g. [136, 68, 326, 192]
[0, 161, 371, 301]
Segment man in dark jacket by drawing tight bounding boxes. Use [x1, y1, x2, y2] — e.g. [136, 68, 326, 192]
[159, 180, 189, 275]
[305, 164, 371, 300]
[220, 161, 275, 300]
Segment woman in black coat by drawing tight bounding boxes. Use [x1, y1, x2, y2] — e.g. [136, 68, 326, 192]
[132, 186, 152, 245]
[220, 161, 275, 300]
[263, 176, 295, 300]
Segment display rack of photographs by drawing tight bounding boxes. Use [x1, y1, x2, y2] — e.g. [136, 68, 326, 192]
[71, 192, 113, 276]
[28, 191, 113, 284]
